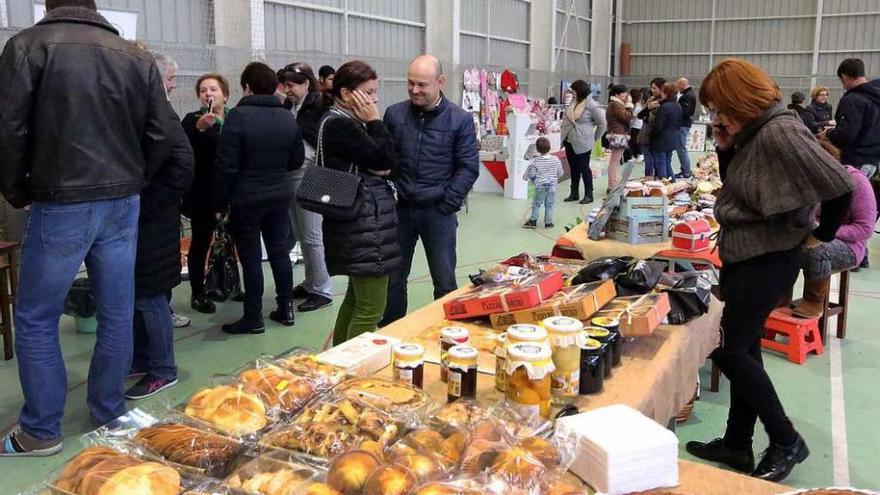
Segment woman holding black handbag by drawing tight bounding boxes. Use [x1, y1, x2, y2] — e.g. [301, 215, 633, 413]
[313, 60, 401, 345]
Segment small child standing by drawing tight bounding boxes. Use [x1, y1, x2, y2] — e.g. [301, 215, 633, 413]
[523, 137, 564, 229]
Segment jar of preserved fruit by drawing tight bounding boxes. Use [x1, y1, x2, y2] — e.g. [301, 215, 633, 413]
[440, 326, 470, 383]
[495, 333, 509, 392]
[591, 316, 623, 367]
[506, 324, 548, 344]
[393, 343, 425, 388]
[578, 336, 605, 395]
[543, 316, 585, 399]
[585, 326, 613, 379]
[506, 342, 555, 419]
[447, 345, 479, 403]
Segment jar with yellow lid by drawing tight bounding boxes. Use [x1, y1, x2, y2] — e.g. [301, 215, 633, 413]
[578, 336, 605, 395]
[591, 316, 622, 367]
[585, 327, 613, 379]
[506, 342, 555, 419]
[494, 333, 509, 392]
[543, 316, 585, 399]
[506, 324, 548, 344]
[440, 326, 470, 383]
[393, 343, 425, 389]
[447, 345, 479, 403]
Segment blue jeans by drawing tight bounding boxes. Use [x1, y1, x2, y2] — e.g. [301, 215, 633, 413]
[132, 295, 177, 380]
[15, 196, 139, 440]
[530, 184, 557, 224]
[647, 149, 674, 179]
[676, 126, 692, 176]
[381, 206, 459, 325]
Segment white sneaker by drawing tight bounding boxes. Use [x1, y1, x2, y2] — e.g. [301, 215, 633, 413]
[171, 313, 191, 328]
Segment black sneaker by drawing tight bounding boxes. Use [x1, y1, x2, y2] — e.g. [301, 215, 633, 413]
[545, 223, 555, 229]
[269, 302, 296, 326]
[686, 438, 755, 473]
[563, 194, 580, 203]
[191, 293, 216, 314]
[860, 256, 870, 269]
[127, 367, 148, 379]
[523, 219, 538, 229]
[0, 424, 63, 457]
[579, 195, 594, 205]
[292, 284, 310, 299]
[124, 375, 178, 400]
[222, 317, 265, 335]
[752, 435, 809, 483]
[298, 294, 333, 312]
[675, 172, 693, 179]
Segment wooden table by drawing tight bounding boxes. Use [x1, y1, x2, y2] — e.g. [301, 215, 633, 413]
[553, 223, 673, 261]
[376, 288, 790, 494]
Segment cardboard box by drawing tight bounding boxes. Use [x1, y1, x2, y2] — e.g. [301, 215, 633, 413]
[489, 280, 617, 329]
[594, 293, 672, 336]
[443, 271, 565, 320]
[317, 332, 400, 376]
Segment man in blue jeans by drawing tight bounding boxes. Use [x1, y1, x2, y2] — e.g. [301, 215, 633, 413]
[0, 0, 171, 456]
[675, 77, 696, 179]
[380, 55, 479, 326]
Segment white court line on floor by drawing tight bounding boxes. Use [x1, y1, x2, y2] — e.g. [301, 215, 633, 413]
[829, 330, 850, 486]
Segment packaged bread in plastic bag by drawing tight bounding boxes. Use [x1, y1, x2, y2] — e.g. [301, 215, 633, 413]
[237, 359, 322, 416]
[224, 452, 320, 495]
[182, 378, 271, 438]
[50, 445, 182, 495]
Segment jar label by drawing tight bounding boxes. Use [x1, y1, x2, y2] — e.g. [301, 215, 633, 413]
[394, 367, 413, 385]
[551, 370, 580, 396]
[449, 370, 463, 398]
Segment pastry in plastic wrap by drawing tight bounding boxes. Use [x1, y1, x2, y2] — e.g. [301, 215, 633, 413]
[411, 482, 484, 495]
[386, 428, 467, 471]
[224, 455, 317, 495]
[361, 465, 417, 495]
[184, 384, 268, 436]
[299, 482, 343, 495]
[274, 354, 346, 388]
[134, 423, 241, 476]
[52, 446, 181, 495]
[335, 378, 430, 412]
[543, 481, 588, 495]
[239, 365, 318, 414]
[326, 450, 381, 495]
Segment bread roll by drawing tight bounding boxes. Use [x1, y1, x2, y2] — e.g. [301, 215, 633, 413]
[185, 385, 268, 436]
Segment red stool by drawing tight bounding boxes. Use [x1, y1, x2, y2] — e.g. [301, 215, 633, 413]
[762, 307, 824, 365]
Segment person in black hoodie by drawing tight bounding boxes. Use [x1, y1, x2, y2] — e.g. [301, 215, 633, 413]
[319, 60, 402, 345]
[674, 77, 696, 178]
[214, 62, 305, 334]
[803, 86, 834, 134]
[827, 58, 880, 170]
[181, 73, 231, 315]
[647, 82, 683, 180]
[277, 63, 334, 313]
[787, 91, 807, 120]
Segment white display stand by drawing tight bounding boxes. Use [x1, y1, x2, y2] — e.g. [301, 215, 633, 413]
[504, 109, 562, 200]
[474, 150, 506, 194]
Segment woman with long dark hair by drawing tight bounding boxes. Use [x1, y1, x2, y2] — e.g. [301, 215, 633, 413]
[624, 88, 645, 162]
[561, 80, 606, 204]
[605, 84, 633, 191]
[637, 77, 666, 178]
[647, 82, 683, 180]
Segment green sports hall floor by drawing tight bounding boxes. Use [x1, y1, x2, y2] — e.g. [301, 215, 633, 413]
[2, 156, 879, 493]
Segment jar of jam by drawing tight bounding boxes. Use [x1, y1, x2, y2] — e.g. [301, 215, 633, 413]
[506, 342, 555, 419]
[645, 180, 666, 197]
[494, 333, 509, 392]
[440, 327, 470, 383]
[543, 316, 585, 399]
[624, 181, 645, 197]
[447, 345, 479, 403]
[585, 327, 613, 379]
[393, 343, 425, 389]
[578, 337, 605, 395]
[506, 324, 548, 344]
[592, 317, 623, 367]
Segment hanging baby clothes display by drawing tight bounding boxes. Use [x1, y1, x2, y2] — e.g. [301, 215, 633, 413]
[484, 70, 501, 133]
[500, 69, 519, 93]
[461, 66, 482, 113]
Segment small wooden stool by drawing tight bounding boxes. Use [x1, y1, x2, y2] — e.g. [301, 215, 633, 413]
[0, 241, 20, 361]
[762, 307, 824, 364]
[820, 269, 850, 342]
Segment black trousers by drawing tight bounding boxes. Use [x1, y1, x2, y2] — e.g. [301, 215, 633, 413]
[187, 209, 219, 296]
[565, 141, 593, 197]
[229, 200, 294, 320]
[713, 247, 801, 450]
[624, 127, 642, 161]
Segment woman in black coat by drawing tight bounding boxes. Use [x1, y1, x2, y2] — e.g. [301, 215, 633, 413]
[214, 62, 305, 335]
[128, 105, 194, 399]
[647, 82, 683, 179]
[181, 74, 231, 315]
[803, 86, 834, 134]
[318, 60, 401, 346]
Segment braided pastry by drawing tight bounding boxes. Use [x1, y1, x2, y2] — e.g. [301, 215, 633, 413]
[135, 423, 240, 475]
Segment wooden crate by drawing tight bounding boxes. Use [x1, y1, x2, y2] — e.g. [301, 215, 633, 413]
[606, 214, 670, 245]
[617, 195, 668, 218]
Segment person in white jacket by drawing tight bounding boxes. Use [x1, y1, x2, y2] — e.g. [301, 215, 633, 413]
[561, 80, 607, 204]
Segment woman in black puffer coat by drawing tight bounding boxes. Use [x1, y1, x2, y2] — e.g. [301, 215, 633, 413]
[803, 86, 834, 134]
[318, 60, 401, 345]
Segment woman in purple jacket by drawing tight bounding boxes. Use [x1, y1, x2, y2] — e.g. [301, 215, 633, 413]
[793, 138, 877, 318]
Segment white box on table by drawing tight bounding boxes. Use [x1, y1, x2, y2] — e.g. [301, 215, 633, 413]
[317, 332, 400, 377]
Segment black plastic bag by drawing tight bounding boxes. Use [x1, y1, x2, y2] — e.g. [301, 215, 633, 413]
[571, 257, 633, 285]
[63, 278, 96, 318]
[660, 272, 713, 325]
[205, 216, 243, 302]
[615, 259, 667, 296]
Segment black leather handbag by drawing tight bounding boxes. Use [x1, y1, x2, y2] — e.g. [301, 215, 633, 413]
[296, 112, 363, 221]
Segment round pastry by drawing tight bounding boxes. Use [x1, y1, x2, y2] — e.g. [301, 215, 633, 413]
[274, 355, 345, 386]
[96, 462, 181, 495]
[184, 385, 268, 436]
[412, 483, 483, 495]
[544, 481, 588, 495]
[460, 439, 501, 475]
[362, 465, 417, 495]
[239, 366, 317, 413]
[338, 378, 429, 410]
[326, 450, 381, 495]
[518, 437, 559, 468]
[404, 429, 446, 452]
[489, 447, 547, 484]
[392, 453, 443, 481]
[300, 482, 344, 495]
[437, 431, 467, 465]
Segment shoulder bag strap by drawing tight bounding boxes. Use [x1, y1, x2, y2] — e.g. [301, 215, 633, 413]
[316, 109, 357, 174]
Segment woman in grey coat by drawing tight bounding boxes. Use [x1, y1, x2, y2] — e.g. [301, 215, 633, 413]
[561, 80, 607, 204]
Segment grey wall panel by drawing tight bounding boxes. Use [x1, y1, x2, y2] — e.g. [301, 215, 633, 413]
[820, 15, 880, 51]
[349, 0, 425, 23]
[629, 54, 710, 78]
[624, 21, 711, 53]
[622, 0, 712, 21]
[713, 18, 814, 52]
[347, 17, 424, 59]
[461, 32, 487, 64]
[94, 0, 211, 44]
[461, 0, 487, 33]
[818, 52, 880, 76]
[726, 53, 813, 75]
[6, 0, 31, 27]
[823, 0, 880, 14]
[715, 0, 815, 18]
[265, 4, 343, 53]
[490, 38, 528, 68]
[556, 12, 590, 51]
[298, 0, 343, 8]
[558, 49, 591, 73]
[491, 0, 529, 40]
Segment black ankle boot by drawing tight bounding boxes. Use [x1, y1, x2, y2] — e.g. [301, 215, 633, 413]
[752, 435, 809, 483]
[686, 438, 755, 473]
[579, 194, 594, 205]
[563, 192, 580, 202]
[191, 293, 216, 314]
[222, 317, 265, 335]
[269, 301, 295, 326]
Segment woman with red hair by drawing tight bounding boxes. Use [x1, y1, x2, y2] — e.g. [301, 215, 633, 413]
[686, 59, 853, 482]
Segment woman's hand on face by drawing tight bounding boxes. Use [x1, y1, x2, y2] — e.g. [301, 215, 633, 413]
[351, 90, 380, 122]
[647, 100, 659, 110]
[196, 112, 217, 131]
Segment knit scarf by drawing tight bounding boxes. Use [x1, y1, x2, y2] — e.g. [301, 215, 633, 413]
[566, 98, 587, 122]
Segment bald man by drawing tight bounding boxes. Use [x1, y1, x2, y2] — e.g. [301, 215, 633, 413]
[675, 77, 696, 178]
[380, 55, 479, 325]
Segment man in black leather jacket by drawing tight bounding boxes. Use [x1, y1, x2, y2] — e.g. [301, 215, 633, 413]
[0, 0, 172, 456]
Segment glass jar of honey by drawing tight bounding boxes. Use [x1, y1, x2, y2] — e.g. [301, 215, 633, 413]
[506, 342, 555, 419]
[506, 324, 548, 344]
[440, 326, 470, 383]
[393, 343, 425, 389]
[447, 345, 479, 403]
[645, 180, 666, 197]
[494, 333, 509, 392]
[578, 336, 605, 395]
[585, 326, 613, 379]
[591, 316, 623, 368]
[543, 316, 585, 399]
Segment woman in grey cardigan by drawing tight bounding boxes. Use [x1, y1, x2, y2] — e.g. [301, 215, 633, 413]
[561, 80, 607, 204]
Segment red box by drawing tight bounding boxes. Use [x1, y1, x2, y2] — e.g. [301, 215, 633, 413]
[672, 219, 712, 252]
[443, 271, 566, 320]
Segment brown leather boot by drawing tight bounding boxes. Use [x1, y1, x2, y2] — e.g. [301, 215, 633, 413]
[791, 278, 830, 318]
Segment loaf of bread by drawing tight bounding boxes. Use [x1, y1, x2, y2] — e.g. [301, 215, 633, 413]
[184, 385, 268, 436]
[134, 423, 240, 476]
[53, 446, 180, 495]
[239, 366, 317, 413]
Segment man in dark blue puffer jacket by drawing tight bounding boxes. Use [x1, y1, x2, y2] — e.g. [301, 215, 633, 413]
[380, 55, 479, 325]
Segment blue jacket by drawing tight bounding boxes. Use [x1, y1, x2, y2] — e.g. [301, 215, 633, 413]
[383, 95, 479, 213]
[650, 99, 683, 152]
